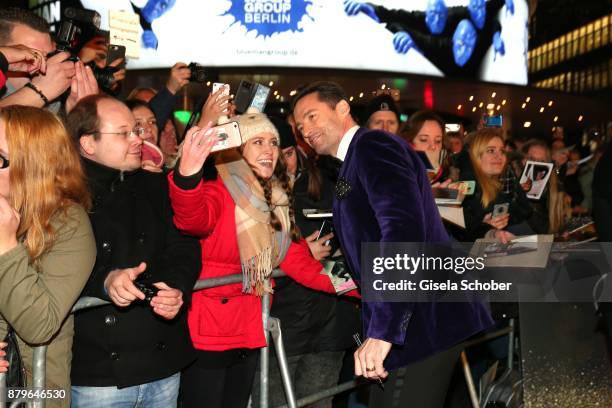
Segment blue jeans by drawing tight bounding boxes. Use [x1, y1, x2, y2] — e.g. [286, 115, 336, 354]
[71, 372, 180, 408]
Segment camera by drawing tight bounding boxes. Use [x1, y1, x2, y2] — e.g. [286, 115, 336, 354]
[52, 8, 101, 59]
[188, 62, 207, 83]
[134, 282, 160, 302]
[51, 8, 119, 92]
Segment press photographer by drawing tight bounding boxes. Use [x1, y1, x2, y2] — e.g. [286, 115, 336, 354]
[0, 7, 98, 113]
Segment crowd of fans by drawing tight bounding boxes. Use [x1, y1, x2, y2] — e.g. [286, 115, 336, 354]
[0, 6, 611, 408]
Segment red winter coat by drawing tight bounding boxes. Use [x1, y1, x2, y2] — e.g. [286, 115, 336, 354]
[168, 174, 342, 351]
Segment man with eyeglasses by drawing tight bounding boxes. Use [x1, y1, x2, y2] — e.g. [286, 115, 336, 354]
[65, 95, 201, 407]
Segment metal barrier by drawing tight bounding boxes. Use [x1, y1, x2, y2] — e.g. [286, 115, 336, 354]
[1, 271, 517, 408]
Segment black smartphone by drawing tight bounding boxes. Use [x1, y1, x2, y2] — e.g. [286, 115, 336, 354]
[106, 44, 126, 66]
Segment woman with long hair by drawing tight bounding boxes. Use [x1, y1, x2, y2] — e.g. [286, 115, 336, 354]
[168, 109, 357, 408]
[461, 128, 533, 241]
[518, 139, 570, 234]
[0, 106, 96, 407]
[400, 110, 451, 184]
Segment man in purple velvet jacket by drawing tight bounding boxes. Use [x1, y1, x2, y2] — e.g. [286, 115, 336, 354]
[293, 82, 493, 406]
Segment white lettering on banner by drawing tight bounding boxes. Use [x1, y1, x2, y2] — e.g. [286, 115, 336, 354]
[245, 13, 292, 24]
[244, 0, 292, 25]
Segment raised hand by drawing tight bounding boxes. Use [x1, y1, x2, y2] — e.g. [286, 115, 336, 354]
[177, 123, 217, 177]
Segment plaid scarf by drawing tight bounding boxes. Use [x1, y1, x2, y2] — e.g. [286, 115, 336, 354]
[216, 149, 291, 295]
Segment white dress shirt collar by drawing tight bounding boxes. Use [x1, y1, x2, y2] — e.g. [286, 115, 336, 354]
[335, 125, 360, 162]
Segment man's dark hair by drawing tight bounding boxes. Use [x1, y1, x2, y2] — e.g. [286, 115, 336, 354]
[66, 94, 116, 144]
[0, 7, 50, 46]
[291, 81, 349, 111]
[399, 110, 446, 143]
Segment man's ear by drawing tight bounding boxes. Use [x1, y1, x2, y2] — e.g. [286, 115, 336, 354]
[336, 100, 351, 118]
[79, 134, 96, 156]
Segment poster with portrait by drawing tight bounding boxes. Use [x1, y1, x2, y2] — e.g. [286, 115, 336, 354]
[519, 160, 554, 200]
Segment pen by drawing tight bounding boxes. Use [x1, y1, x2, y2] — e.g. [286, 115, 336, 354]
[352, 333, 385, 390]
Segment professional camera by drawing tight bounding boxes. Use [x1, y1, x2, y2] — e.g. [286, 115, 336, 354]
[188, 62, 207, 83]
[53, 8, 101, 58]
[52, 8, 119, 92]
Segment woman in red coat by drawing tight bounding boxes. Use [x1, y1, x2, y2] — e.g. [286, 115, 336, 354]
[168, 109, 355, 408]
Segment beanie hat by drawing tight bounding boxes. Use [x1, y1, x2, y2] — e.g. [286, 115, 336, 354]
[363, 94, 400, 124]
[235, 107, 279, 144]
[269, 116, 297, 149]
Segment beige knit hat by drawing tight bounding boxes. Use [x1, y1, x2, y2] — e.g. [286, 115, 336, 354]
[234, 107, 279, 144]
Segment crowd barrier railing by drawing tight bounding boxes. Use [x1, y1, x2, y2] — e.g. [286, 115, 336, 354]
[1, 270, 516, 408]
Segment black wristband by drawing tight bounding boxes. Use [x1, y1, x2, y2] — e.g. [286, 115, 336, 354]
[24, 82, 50, 105]
[173, 161, 205, 190]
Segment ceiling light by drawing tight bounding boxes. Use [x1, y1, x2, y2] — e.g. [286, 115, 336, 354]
[523, 121, 531, 128]
[501, 99, 507, 105]
[469, 95, 474, 101]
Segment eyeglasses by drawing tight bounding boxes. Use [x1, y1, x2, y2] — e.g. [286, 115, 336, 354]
[0, 153, 8, 169]
[93, 128, 146, 139]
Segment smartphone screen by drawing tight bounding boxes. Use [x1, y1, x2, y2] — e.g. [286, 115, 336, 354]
[249, 84, 270, 112]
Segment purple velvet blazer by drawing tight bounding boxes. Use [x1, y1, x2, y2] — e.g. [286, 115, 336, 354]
[332, 128, 493, 370]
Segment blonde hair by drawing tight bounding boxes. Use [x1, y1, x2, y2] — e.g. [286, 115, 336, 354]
[2, 106, 91, 263]
[469, 128, 505, 208]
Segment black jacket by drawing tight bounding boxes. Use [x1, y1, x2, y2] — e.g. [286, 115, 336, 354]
[461, 175, 534, 241]
[593, 142, 612, 241]
[71, 159, 201, 388]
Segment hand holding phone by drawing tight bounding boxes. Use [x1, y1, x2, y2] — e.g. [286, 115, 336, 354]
[492, 202, 510, 218]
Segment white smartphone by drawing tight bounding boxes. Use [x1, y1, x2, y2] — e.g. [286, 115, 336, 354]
[210, 121, 242, 153]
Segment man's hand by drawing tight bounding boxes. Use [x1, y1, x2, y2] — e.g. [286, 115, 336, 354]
[66, 61, 99, 113]
[0, 342, 8, 373]
[197, 87, 231, 127]
[0, 196, 19, 256]
[483, 213, 509, 230]
[177, 123, 217, 177]
[305, 230, 333, 261]
[354, 337, 392, 380]
[1, 44, 46, 75]
[30, 51, 75, 102]
[104, 262, 147, 307]
[150, 282, 183, 320]
[108, 58, 127, 91]
[166, 62, 191, 94]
